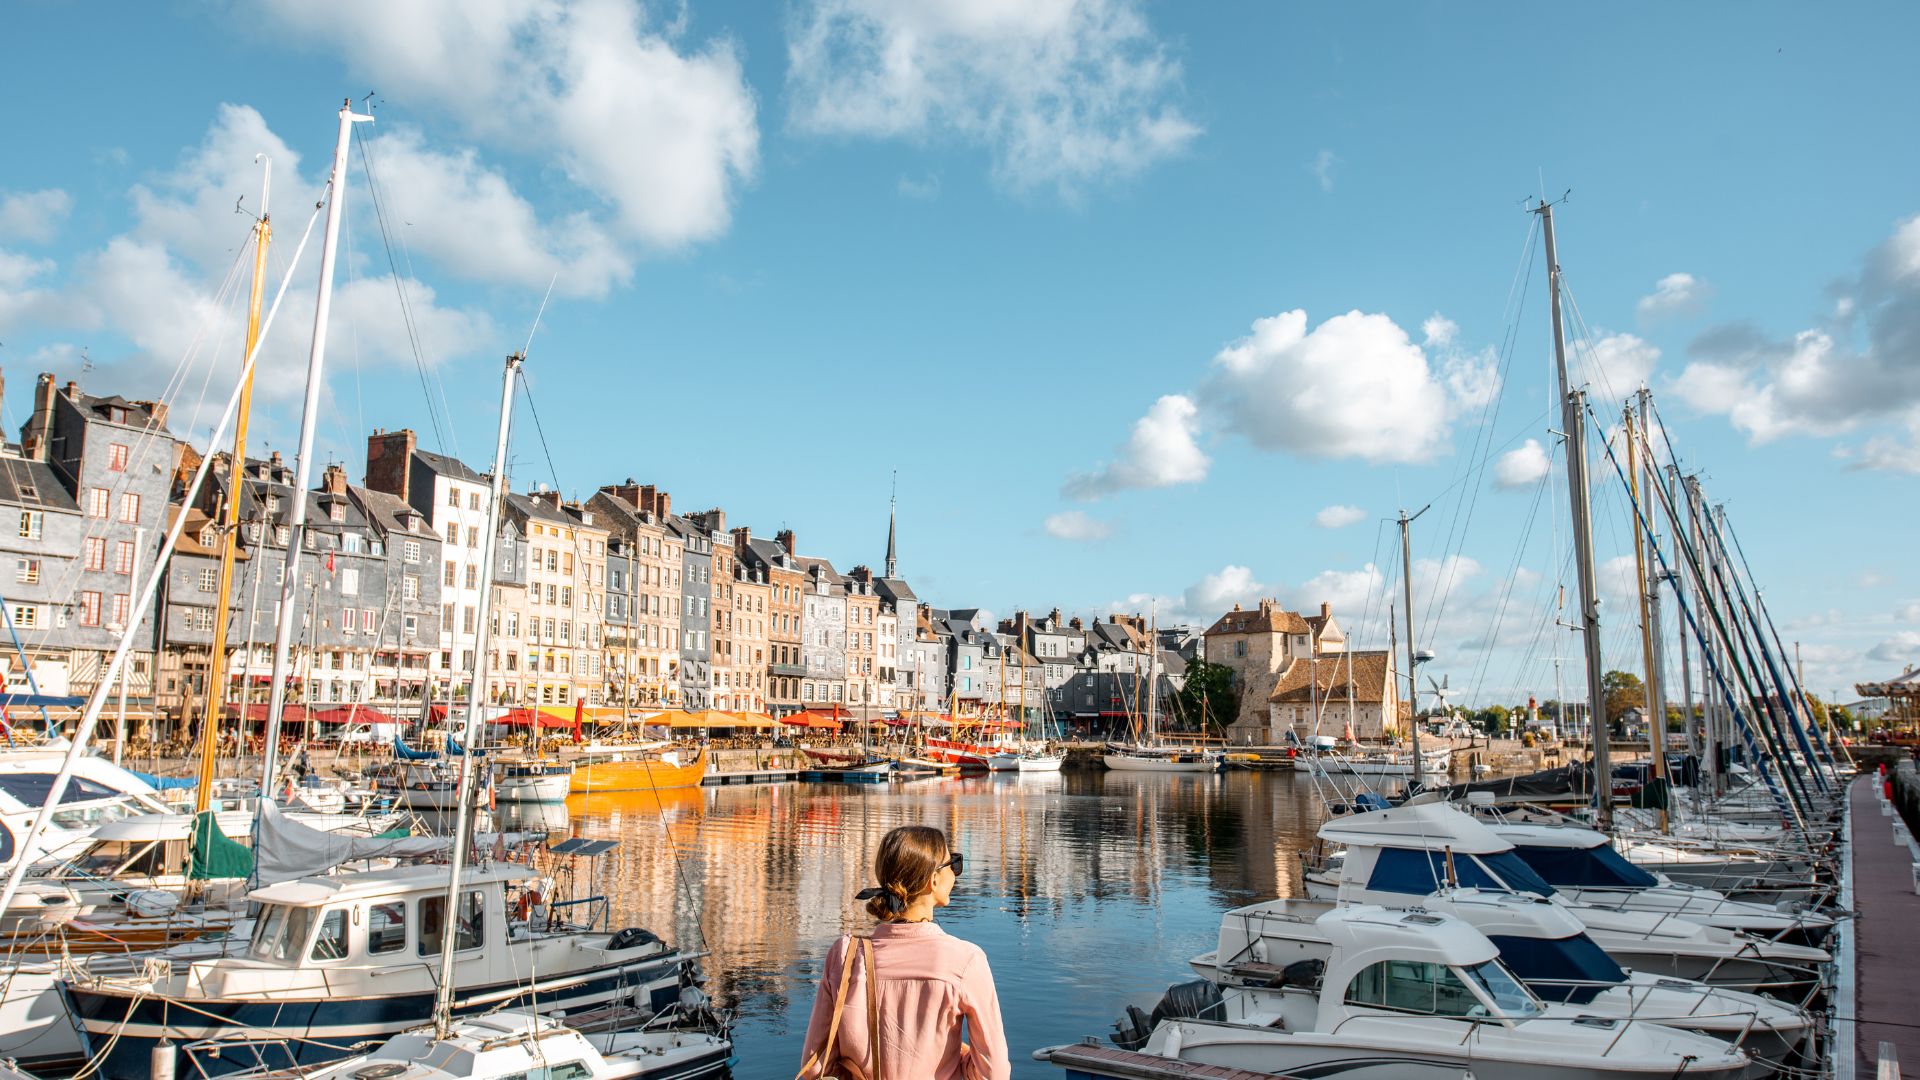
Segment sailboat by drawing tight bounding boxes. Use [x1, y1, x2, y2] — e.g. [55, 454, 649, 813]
[1103, 608, 1219, 773]
[1011, 636, 1064, 772]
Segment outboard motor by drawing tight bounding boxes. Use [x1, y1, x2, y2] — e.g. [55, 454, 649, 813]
[607, 927, 662, 952]
[1111, 980, 1225, 1050]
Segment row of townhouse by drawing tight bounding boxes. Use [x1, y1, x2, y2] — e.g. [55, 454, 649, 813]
[0, 370, 1392, 737]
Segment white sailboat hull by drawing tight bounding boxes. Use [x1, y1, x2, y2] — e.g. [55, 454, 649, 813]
[1103, 754, 1218, 773]
[1016, 755, 1064, 773]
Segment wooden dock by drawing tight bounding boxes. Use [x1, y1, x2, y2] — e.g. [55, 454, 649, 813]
[1850, 774, 1920, 1077]
[1037, 1040, 1295, 1079]
[701, 768, 799, 785]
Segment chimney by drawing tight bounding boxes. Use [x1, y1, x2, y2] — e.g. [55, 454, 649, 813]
[731, 526, 751, 553]
[322, 463, 348, 496]
[23, 373, 56, 461]
[1049, 607, 1061, 625]
[850, 564, 871, 583]
[365, 428, 416, 502]
[269, 450, 284, 471]
[63, 380, 78, 400]
[1320, 601, 1330, 620]
[1069, 616, 1083, 631]
[776, 529, 796, 555]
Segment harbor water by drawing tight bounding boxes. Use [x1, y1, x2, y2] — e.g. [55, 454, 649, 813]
[501, 770, 1330, 1079]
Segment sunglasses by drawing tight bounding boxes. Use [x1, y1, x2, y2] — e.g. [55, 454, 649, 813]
[937, 853, 965, 876]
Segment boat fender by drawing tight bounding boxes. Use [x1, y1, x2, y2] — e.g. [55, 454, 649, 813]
[608, 927, 662, 952]
[1161, 1024, 1183, 1057]
[152, 1038, 176, 1080]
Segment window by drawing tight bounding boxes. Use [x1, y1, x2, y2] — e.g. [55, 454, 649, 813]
[463, 606, 476, 633]
[464, 564, 477, 589]
[10, 604, 38, 629]
[16, 558, 39, 585]
[363, 609, 376, 632]
[88, 488, 110, 518]
[506, 612, 519, 638]
[120, 493, 140, 523]
[418, 891, 484, 955]
[342, 533, 365, 554]
[310, 908, 349, 961]
[469, 492, 481, 510]
[404, 614, 419, 637]
[1345, 959, 1494, 1017]
[112, 541, 133, 575]
[1234, 641, 1247, 658]
[403, 540, 421, 564]
[340, 567, 359, 596]
[249, 903, 319, 962]
[403, 575, 420, 602]
[108, 594, 129, 628]
[366, 901, 406, 953]
[79, 591, 101, 626]
[560, 586, 572, 607]
[447, 489, 460, 508]
[198, 567, 217, 592]
[17, 511, 42, 540]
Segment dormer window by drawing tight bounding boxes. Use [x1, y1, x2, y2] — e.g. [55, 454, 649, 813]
[275, 525, 290, 545]
[199, 526, 217, 547]
[329, 503, 345, 523]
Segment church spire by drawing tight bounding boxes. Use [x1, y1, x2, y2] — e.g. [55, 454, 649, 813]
[884, 471, 898, 579]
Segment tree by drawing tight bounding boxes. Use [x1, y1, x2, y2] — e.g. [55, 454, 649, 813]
[1173, 658, 1238, 733]
[1471, 704, 1511, 736]
[1602, 670, 1646, 724]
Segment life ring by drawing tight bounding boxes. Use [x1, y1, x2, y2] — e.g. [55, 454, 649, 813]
[515, 889, 541, 920]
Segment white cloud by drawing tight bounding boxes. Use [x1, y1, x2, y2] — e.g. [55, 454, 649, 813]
[1636, 272, 1709, 323]
[1578, 332, 1660, 399]
[1314, 504, 1366, 529]
[1672, 214, 1920, 460]
[0, 189, 73, 244]
[1492, 438, 1550, 490]
[1868, 631, 1920, 664]
[1283, 564, 1385, 618]
[258, 0, 758, 251]
[1309, 150, 1338, 192]
[1422, 314, 1457, 349]
[897, 172, 941, 200]
[1064, 393, 1209, 499]
[8, 106, 496, 407]
[1184, 565, 1267, 615]
[1043, 510, 1113, 541]
[787, 0, 1199, 197]
[1199, 309, 1463, 464]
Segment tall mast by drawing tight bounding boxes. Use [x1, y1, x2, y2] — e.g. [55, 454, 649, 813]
[1625, 401, 1669, 832]
[432, 351, 522, 1037]
[260, 101, 372, 793]
[196, 158, 271, 809]
[1145, 602, 1158, 743]
[1536, 199, 1612, 830]
[1398, 507, 1428, 778]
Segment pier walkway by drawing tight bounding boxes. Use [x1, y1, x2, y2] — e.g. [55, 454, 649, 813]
[1851, 775, 1920, 1076]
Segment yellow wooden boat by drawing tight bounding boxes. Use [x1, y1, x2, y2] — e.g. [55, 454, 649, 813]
[564, 747, 709, 795]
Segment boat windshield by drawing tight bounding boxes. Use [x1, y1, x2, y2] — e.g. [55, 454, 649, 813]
[1344, 959, 1491, 1017]
[1475, 852, 1558, 897]
[1511, 844, 1659, 889]
[1486, 933, 1626, 1004]
[1365, 848, 1556, 898]
[1460, 960, 1542, 1018]
[249, 903, 320, 962]
[63, 840, 164, 878]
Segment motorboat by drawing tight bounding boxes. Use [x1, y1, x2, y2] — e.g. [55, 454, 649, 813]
[1190, 890, 1813, 1074]
[1486, 823, 1835, 948]
[63, 862, 702, 1076]
[1054, 905, 1750, 1080]
[492, 758, 574, 803]
[224, 1008, 733, 1080]
[1302, 800, 1830, 998]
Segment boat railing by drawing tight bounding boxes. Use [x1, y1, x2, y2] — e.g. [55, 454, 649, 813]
[551, 894, 610, 931]
[180, 1029, 382, 1079]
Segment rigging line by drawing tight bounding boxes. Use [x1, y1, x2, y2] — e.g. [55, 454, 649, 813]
[351, 122, 450, 455]
[1420, 220, 1541, 649]
[1462, 451, 1553, 704]
[516, 377, 566, 492]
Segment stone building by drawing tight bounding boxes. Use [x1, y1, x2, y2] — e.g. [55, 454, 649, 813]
[0, 443, 85, 698]
[588, 484, 679, 707]
[1205, 599, 1331, 740]
[19, 375, 182, 702]
[1266, 649, 1399, 741]
[685, 509, 740, 711]
[729, 557, 770, 713]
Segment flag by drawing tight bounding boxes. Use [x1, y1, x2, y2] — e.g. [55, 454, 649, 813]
[325, 552, 336, 573]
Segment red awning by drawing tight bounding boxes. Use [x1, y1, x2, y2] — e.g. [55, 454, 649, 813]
[781, 711, 843, 730]
[309, 705, 395, 726]
[495, 707, 574, 729]
[236, 704, 311, 724]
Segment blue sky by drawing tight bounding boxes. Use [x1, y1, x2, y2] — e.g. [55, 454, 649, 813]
[3, 1, 1917, 705]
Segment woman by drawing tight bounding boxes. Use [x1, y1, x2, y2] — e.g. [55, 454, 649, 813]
[799, 825, 1009, 1080]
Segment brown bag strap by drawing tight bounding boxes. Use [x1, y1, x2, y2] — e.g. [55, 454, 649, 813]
[861, 936, 886, 1080]
[796, 935, 856, 1080]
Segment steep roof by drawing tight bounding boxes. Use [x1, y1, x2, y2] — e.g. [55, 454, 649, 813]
[350, 484, 438, 541]
[1268, 650, 1392, 704]
[413, 447, 488, 486]
[0, 454, 79, 512]
[1207, 602, 1311, 636]
[875, 576, 918, 603]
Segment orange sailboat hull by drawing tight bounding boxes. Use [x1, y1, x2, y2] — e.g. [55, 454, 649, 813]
[565, 748, 708, 794]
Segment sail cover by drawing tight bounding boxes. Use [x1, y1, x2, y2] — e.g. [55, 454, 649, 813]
[252, 802, 534, 884]
[188, 810, 253, 880]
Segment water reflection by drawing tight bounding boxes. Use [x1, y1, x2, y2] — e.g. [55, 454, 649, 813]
[561, 770, 1329, 1080]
